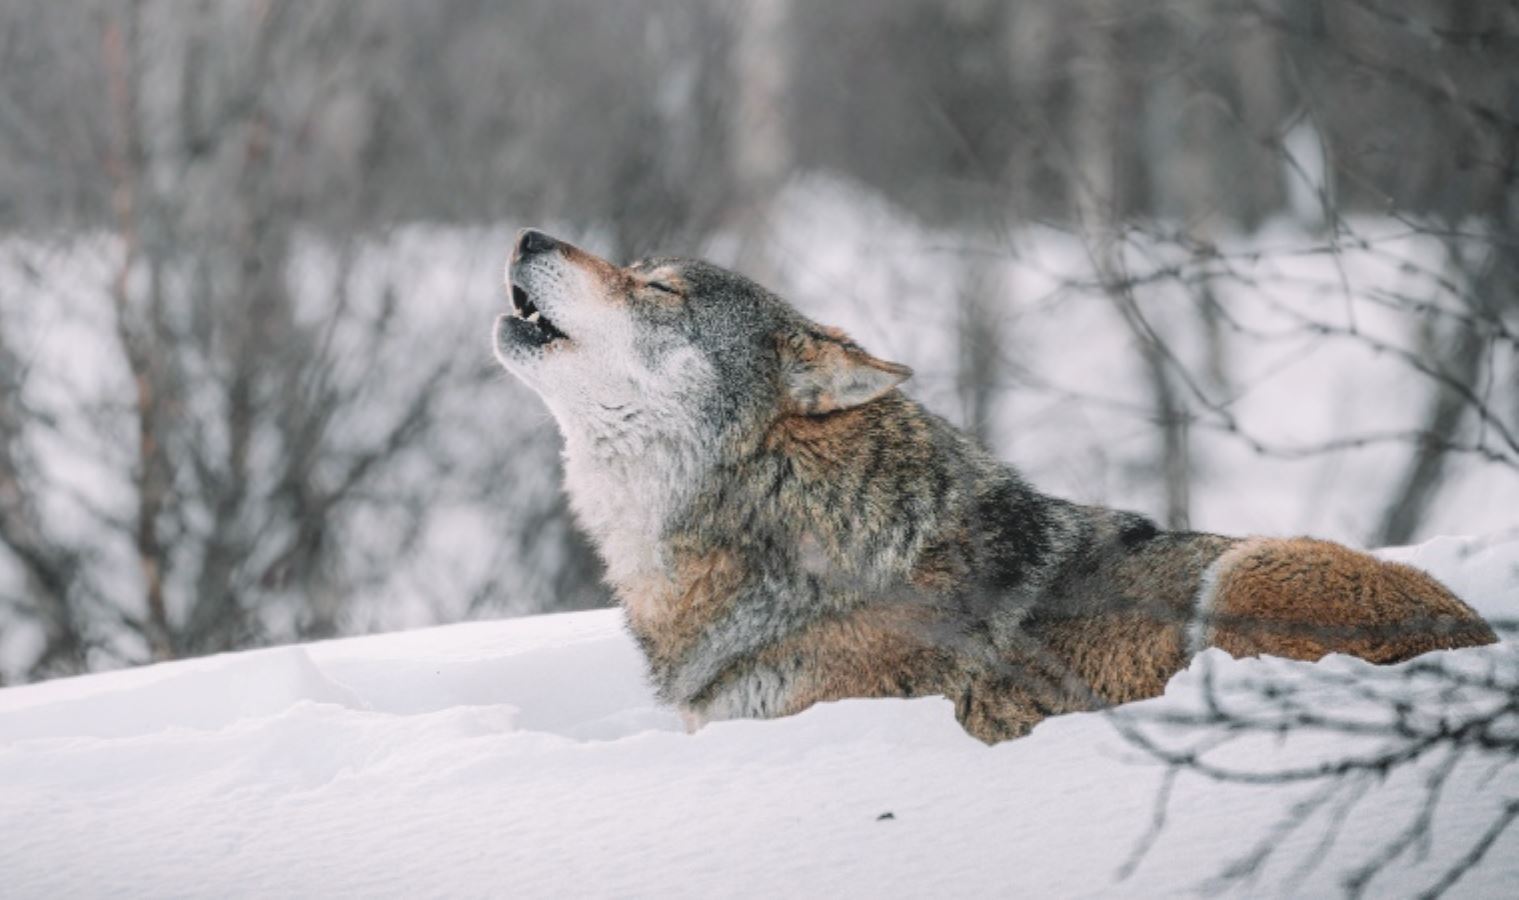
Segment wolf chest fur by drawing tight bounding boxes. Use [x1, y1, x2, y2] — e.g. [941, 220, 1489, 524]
[492, 228, 1497, 743]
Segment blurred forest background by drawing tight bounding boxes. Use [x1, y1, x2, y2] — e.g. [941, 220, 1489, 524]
[1, 0, 1517, 683]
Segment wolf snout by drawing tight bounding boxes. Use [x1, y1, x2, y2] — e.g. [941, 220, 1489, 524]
[514, 228, 560, 260]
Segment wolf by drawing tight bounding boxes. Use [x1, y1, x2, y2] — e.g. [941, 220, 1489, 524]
[492, 228, 1497, 743]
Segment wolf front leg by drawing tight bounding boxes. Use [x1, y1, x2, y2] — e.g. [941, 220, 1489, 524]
[952, 675, 1052, 744]
[678, 706, 707, 734]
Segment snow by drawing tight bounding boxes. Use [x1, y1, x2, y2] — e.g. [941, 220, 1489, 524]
[2, 536, 1516, 898]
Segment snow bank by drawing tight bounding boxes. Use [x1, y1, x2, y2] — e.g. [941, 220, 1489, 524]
[2, 534, 1516, 898]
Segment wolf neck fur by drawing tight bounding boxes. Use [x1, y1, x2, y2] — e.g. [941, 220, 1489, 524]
[556, 395, 718, 586]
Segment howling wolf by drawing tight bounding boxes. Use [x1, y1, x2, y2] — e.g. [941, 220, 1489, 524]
[492, 228, 1496, 743]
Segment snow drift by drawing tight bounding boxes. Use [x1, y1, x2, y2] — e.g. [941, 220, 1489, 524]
[1, 534, 1516, 898]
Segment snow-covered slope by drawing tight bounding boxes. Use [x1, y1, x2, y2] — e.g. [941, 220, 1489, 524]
[3, 536, 1516, 898]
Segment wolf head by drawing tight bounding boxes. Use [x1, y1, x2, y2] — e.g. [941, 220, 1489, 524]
[493, 228, 912, 454]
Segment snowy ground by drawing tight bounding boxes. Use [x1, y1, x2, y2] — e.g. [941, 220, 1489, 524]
[2, 535, 1516, 898]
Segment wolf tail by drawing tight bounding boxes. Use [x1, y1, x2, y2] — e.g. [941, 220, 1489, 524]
[1190, 537, 1498, 663]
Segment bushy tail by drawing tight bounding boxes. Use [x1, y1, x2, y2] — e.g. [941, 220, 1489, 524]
[1197, 538, 1497, 664]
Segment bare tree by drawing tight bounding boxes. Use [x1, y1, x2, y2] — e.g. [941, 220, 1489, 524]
[0, 0, 613, 680]
[727, 0, 793, 281]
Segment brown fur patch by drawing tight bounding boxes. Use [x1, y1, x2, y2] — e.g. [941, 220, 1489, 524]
[1206, 538, 1497, 662]
[553, 240, 668, 308]
[559, 241, 623, 286]
[618, 548, 745, 675]
[1033, 612, 1189, 705]
[953, 620, 1187, 744]
[755, 603, 960, 716]
[765, 403, 869, 464]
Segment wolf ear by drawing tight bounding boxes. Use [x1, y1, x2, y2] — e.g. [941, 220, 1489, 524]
[779, 326, 912, 415]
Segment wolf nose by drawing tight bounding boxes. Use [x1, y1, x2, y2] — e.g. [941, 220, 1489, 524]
[516, 228, 559, 259]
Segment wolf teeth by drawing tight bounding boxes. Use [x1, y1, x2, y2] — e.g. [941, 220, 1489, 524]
[527, 311, 541, 323]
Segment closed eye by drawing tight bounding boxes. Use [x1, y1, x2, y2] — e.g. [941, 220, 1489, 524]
[647, 281, 680, 295]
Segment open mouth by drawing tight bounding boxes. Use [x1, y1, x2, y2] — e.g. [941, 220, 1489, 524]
[506, 282, 570, 346]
